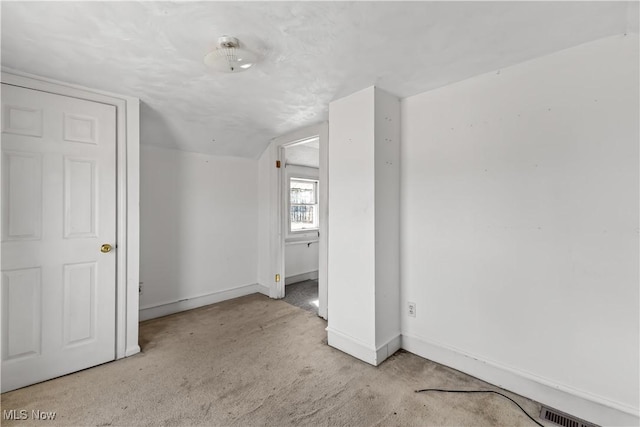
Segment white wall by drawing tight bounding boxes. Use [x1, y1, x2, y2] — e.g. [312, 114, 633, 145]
[401, 34, 639, 426]
[327, 87, 401, 365]
[374, 89, 401, 351]
[257, 144, 276, 295]
[328, 87, 377, 349]
[139, 146, 263, 320]
[285, 243, 319, 279]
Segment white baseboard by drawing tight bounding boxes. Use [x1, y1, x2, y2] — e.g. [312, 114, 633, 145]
[285, 270, 319, 285]
[401, 333, 640, 427]
[327, 328, 401, 366]
[139, 283, 270, 321]
[260, 282, 280, 299]
[327, 327, 378, 365]
[125, 345, 141, 357]
[256, 283, 270, 296]
[377, 334, 402, 362]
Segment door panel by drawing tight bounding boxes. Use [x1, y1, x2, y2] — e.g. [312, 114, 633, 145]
[2, 151, 42, 240]
[2, 268, 41, 361]
[64, 157, 97, 238]
[1, 84, 117, 392]
[63, 262, 97, 346]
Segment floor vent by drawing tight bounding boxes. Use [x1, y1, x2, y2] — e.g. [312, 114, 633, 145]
[540, 406, 598, 427]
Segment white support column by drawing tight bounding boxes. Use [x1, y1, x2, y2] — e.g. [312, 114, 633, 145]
[327, 86, 401, 365]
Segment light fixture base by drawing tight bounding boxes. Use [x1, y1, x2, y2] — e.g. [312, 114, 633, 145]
[217, 36, 240, 49]
[204, 35, 258, 73]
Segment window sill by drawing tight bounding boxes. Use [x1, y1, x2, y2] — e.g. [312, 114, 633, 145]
[285, 239, 319, 246]
[286, 233, 319, 245]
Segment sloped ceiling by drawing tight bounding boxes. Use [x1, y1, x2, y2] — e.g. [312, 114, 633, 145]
[1, 1, 635, 159]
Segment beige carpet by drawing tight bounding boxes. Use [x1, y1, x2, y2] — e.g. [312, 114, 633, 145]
[2, 294, 549, 426]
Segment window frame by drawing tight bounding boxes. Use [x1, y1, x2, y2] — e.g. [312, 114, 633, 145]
[289, 177, 319, 234]
[285, 166, 320, 242]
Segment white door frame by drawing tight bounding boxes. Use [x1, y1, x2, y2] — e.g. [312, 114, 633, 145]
[269, 122, 328, 319]
[1, 68, 141, 359]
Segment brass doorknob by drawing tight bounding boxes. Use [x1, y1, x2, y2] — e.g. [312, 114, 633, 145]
[100, 244, 113, 253]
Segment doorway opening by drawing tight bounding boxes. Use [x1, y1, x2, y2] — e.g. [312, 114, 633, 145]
[268, 122, 327, 319]
[281, 138, 320, 314]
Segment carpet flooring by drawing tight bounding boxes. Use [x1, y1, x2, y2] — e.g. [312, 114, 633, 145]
[1, 294, 551, 426]
[283, 279, 319, 314]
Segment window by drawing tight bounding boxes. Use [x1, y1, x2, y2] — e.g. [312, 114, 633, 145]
[289, 178, 319, 233]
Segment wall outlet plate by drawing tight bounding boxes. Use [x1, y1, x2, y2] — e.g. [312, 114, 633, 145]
[408, 302, 416, 317]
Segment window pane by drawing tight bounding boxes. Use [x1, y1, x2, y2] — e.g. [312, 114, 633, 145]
[289, 178, 319, 232]
[290, 205, 317, 231]
[290, 180, 316, 204]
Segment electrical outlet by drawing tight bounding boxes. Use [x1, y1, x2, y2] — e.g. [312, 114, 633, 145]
[139, 282, 143, 295]
[408, 302, 416, 317]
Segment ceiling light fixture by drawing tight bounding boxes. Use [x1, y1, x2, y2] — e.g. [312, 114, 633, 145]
[204, 36, 257, 73]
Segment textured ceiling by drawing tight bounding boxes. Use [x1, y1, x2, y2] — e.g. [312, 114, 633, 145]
[1, 1, 635, 159]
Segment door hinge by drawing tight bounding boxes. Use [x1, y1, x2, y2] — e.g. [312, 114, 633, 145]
[276, 160, 281, 168]
[275, 274, 280, 282]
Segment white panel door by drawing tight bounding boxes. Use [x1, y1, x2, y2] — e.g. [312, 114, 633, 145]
[1, 84, 116, 392]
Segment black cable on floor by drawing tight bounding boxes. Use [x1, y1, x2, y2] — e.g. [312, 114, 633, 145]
[415, 388, 544, 427]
